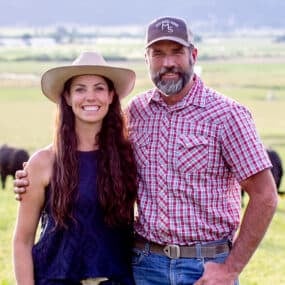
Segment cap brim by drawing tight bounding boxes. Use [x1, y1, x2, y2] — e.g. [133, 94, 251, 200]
[41, 65, 136, 103]
[146, 36, 191, 48]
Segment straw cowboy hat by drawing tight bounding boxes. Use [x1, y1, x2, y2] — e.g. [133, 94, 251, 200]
[41, 51, 136, 102]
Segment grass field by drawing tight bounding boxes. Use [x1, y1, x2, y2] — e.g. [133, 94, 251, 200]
[0, 36, 285, 284]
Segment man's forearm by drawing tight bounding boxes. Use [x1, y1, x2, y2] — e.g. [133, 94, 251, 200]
[225, 190, 277, 276]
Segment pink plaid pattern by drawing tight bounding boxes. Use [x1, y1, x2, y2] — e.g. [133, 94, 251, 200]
[126, 75, 271, 245]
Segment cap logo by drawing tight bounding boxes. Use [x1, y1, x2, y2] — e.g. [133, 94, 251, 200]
[146, 17, 192, 48]
[155, 20, 179, 34]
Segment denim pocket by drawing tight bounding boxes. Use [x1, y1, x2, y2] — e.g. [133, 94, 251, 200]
[131, 248, 145, 266]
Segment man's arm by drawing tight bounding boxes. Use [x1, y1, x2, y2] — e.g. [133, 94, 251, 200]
[14, 166, 29, 201]
[194, 169, 278, 285]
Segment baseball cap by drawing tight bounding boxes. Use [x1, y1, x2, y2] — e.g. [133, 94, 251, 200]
[145, 16, 193, 48]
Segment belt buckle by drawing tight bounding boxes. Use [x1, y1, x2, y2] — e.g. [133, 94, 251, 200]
[163, 244, 180, 259]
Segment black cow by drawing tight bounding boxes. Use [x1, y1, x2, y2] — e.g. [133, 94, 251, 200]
[267, 149, 283, 193]
[0, 145, 29, 189]
[241, 148, 283, 206]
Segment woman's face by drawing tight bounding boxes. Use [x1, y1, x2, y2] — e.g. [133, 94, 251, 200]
[65, 74, 114, 128]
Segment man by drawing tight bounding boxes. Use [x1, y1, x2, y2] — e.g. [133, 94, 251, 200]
[14, 17, 278, 285]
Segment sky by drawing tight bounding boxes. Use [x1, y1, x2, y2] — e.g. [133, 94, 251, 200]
[1, 0, 285, 31]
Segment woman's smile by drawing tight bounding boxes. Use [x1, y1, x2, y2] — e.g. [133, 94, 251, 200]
[82, 105, 100, 111]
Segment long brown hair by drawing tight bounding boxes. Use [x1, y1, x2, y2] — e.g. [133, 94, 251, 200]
[51, 76, 137, 228]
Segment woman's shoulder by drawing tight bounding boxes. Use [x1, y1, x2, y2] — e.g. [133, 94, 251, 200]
[25, 144, 54, 185]
[28, 144, 54, 165]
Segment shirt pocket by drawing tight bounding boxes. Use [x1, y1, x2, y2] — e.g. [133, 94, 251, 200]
[176, 134, 209, 173]
[132, 132, 150, 168]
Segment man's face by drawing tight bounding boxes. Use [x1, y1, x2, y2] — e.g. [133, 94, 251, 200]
[145, 40, 197, 96]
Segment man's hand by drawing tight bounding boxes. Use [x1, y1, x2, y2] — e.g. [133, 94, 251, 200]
[13, 162, 29, 201]
[194, 262, 236, 285]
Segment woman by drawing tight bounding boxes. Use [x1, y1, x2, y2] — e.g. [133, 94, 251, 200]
[13, 51, 137, 285]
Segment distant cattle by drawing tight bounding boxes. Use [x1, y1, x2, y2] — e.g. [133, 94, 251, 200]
[267, 149, 283, 192]
[0, 145, 29, 189]
[241, 148, 283, 206]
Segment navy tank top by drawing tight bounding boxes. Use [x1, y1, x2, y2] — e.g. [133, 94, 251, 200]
[32, 150, 135, 284]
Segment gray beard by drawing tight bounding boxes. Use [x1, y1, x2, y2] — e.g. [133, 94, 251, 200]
[152, 65, 192, 97]
[156, 78, 184, 96]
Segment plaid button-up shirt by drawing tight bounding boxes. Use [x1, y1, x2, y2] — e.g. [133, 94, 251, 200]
[126, 75, 271, 245]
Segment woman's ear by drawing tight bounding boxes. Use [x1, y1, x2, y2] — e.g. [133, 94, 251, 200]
[64, 91, 71, 106]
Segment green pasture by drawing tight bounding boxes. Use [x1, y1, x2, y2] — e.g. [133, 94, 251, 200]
[1, 37, 285, 284]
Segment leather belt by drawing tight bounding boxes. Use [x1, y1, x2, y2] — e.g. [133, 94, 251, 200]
[134, 236, 230, 259]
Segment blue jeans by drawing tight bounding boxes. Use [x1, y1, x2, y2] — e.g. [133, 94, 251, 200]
[132, 242, 239, 285]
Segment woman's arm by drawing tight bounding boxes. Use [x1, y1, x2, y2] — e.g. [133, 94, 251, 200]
[13, 147, 53, 285]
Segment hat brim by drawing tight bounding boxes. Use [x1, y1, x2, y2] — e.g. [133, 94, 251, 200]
[146, 36, 191, 48]
[41, 65, 136, 103]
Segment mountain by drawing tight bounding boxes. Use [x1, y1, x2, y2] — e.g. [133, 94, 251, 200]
[1, 0, 285, 33]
